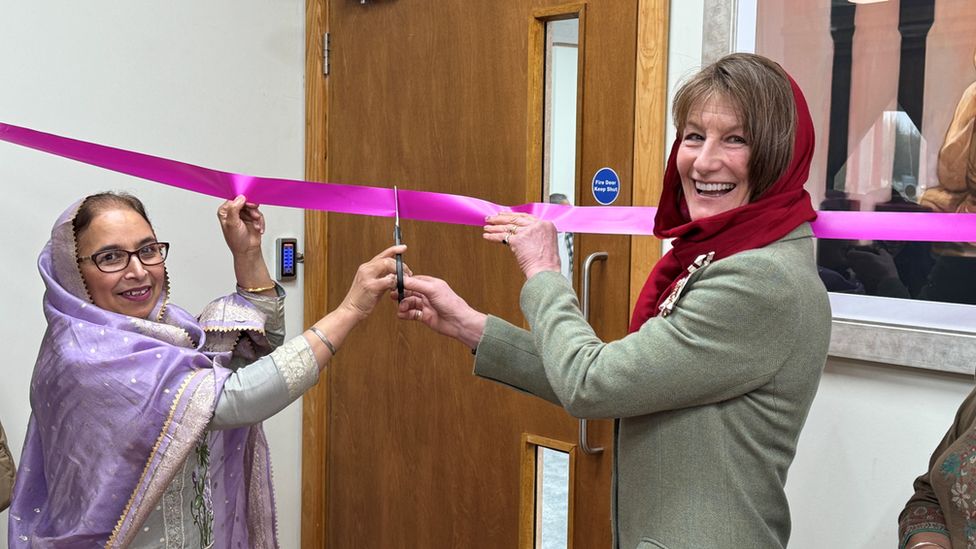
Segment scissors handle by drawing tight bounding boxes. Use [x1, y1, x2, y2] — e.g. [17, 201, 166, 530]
[394, 225, 404, 301]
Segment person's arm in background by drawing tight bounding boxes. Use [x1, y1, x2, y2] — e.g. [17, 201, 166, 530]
[899, 440, 955, 548]
[900, 476, 951, 549]
[902, 533, 951, 549]
[845, 246, 911, 299]
[897, 388, 976, 548]
[0, 419, 15, 511]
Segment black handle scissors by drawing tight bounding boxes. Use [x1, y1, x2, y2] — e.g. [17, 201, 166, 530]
[394, 185, 404, 302]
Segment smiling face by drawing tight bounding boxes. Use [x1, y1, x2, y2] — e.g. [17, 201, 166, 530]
[676, 95, 753, 222]
[76, 207, 165, 319]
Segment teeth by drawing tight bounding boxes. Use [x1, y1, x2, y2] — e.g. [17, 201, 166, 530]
[122, 288, 149, 297]
[696, 181, 735, 192]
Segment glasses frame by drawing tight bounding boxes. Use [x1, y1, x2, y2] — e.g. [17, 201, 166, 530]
[78, 242, 170, 273]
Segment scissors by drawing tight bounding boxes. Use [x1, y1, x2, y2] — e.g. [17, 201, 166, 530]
[393, 185, 405, 302]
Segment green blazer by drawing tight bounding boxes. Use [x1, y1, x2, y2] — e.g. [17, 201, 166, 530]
[474, 224, 830, 549]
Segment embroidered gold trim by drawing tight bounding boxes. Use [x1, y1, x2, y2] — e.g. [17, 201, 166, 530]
[271, 337, 319, 399]
[245, 429, 278, 548]
[107, 371, 193, 547]
[130, 317, 195, 349]
[156, 271, 173, 323]
[67, 208, 96, 305]
[201, 331, 241, 354]
[107, 370, 212, 547]
[250, 445, 272, 547]
[203, 326, 267, 335]
[199, 298, 267, 335]
[163, 459, 188, 547]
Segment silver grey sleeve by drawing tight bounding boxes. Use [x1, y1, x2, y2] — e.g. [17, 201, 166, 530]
[211, 335, 319, 430]
[238, 284, 286, 348]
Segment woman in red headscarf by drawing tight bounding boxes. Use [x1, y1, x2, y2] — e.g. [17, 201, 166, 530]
[397, 53, 830, 548]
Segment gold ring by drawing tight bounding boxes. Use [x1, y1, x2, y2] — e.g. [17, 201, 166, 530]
[414, 309, 422, 321]
[508, 224, 518, 234]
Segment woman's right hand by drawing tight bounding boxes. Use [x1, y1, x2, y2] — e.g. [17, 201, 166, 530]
[397, 275, 487, 350]
[304, 245, 410, 369]
[340, 245, 410, 320]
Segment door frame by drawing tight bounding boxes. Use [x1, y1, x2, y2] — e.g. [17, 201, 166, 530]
[300, 1, 668, 546]
[518, 434, 579, 548]
[525, 2, 587, 206]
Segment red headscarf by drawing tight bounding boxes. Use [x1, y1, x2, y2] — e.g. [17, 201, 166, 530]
[628, 75, 817, 332]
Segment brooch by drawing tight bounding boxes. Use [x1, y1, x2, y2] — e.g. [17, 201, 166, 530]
[658, 251, 715, 317]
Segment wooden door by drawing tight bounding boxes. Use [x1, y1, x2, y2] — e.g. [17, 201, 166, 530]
[302, 1, 668, 547]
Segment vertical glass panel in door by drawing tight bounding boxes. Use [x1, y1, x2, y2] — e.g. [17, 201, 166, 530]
[543, 18, 580, 285]
[536, 447, 570, 549]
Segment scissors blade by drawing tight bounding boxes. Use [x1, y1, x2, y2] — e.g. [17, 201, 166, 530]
[394, 185, 401, 227]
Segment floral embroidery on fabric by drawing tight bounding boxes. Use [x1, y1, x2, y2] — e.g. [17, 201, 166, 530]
[955, 482, 973, 511]
[939, 432, 976, 547]
[190, 439, 214, 548]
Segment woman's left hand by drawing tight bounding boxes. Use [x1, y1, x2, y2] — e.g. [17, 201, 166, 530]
[484, 213, 561, 279]
[218, 195, 265, 257]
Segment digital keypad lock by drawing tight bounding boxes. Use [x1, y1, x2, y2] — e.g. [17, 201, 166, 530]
[275, 237, 301, 281]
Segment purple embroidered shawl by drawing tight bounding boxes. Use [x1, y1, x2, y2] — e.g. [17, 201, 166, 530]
[9, 201, 279, 548]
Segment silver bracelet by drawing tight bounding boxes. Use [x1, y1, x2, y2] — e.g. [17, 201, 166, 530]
[308, 326, 337, 356]
[908, 541, 949, 549]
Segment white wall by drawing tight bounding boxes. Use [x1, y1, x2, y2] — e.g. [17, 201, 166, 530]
[668, 2, 976, 546]
[787, 360, 971, 547]
[0, 2, 307, 546]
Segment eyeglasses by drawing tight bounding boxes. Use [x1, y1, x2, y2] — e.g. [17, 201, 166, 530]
[79, 242, 170, 273]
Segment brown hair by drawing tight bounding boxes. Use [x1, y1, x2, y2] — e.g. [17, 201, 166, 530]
[73, 192, 153, 238]
[672, 53, 796, 199]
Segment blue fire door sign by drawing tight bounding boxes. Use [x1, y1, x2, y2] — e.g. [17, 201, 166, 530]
[591, 167, 620, 205]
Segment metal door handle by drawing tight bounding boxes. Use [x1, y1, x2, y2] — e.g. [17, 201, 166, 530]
[579, 251, 608, 455]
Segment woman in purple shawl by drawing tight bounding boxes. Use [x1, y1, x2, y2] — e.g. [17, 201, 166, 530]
[9, 192, 405, 548]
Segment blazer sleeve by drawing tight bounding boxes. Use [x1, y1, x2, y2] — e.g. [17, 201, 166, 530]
[897, 388, 976, 545]
[478, 250, 809, 419]
[475, 315, 563, 406]
[0, 419, 15, 511]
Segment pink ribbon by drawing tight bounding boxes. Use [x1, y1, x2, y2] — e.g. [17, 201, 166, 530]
[810, 210, 976, 243]
[1, 121, 974, 242]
